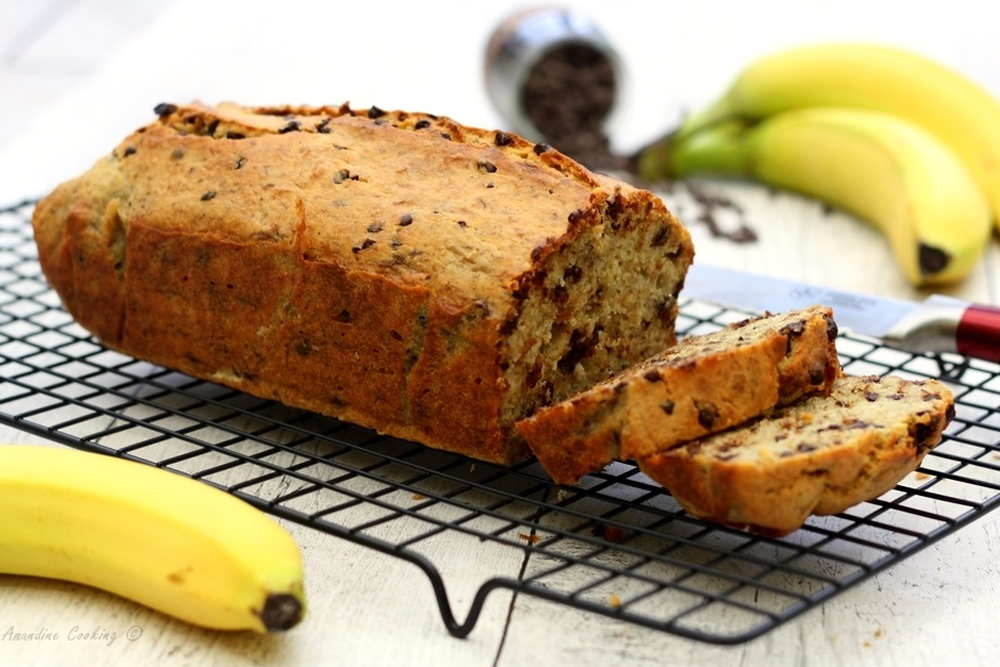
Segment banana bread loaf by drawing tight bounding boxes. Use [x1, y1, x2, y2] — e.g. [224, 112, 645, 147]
[638, 373, 955, 536]
[31, 102, 695, 465]
[516, 306, 842, 485]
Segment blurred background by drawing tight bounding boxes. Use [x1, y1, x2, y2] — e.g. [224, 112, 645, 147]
[3, 0, 999, 299]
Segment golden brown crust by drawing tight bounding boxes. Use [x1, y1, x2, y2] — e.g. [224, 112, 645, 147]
[31, 101, 694, 465]
[637, 374, 955, 536]
[516, 306, 842, 485]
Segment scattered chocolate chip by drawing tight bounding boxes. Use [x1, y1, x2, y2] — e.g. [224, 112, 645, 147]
[797, 443, 818, 453]
[353, 238, 377, 253]
[367, 221, 384, 233]
[660, 400, 675, 415]
[696, 401, 719, 429]
[295, 339, 311, 356]
[494, 131, 515, 146]
[398, 213, 414, 227]
[201, 191, 217, 201]
[478, 159, 498, 173]
[316, 117, 332, 133]
[171, 148, 184, 159]
[864, 390, 879, 402]
[808, 365, 826, 385]
[279, 121, 301, 134]
[650, 226, 670, 247]
[332, 169, 359, 184]
[414, 119, 431, 130]
[368, 106, 386, 119]
[457, 220, 468, 228]
[122, 146, 136, 157]
[225, 131, 245, 140]
[533, 142, 551, 155]
[643, 369, 661, 382]
[235, 156, 247, 170]
[563, 265, 583, 283]
[206, 119, 220, 136]
[825, 315, 839, 341]
[153, 102, 177, 117]
[336, 310, 353, 323]
[557, 328, 597, 373]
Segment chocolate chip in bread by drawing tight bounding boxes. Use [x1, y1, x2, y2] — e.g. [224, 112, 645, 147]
[516, 305, 842, 485]
[31, 102, 695, 465]
[638, 373, 955, 536]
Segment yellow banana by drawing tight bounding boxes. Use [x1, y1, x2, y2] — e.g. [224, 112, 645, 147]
[638, 42, 1000, 231]
[0, 445, 306, 633]
[659, 107, 992, 286]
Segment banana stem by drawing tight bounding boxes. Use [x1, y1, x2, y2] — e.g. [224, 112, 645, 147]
[636, 120, 754, 181]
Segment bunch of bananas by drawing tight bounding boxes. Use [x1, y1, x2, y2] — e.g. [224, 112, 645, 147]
[0, 445, 306, 633]
[635, 42, 999, 287]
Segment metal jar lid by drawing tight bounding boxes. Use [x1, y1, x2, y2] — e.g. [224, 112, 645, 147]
[484, 7, 624, 143]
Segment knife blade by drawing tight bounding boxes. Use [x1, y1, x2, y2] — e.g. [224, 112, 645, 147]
[683, 263, 1000, 363]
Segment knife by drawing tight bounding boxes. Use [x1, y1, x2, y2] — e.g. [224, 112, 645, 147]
[683, 263, 1000, 363]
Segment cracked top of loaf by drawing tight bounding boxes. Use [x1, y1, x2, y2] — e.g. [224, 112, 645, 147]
[40, 101, 660, 313]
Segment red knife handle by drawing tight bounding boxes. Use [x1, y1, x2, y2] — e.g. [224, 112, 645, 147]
[957, 305, 1000, 363]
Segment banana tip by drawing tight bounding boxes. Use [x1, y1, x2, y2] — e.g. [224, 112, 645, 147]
[259, 593, 305, 632]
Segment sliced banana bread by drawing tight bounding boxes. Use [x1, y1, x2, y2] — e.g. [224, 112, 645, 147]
[638, 373, 955, 536]
[516, 306, 841, 484]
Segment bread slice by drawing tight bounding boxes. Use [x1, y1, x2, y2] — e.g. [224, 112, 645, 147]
[638, 373, 955, 536]
[516, 306, 842, 485]
[31, 102, 694, 465]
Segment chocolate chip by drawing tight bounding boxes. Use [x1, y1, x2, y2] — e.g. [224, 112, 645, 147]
[367, 221, 384, 233]
[368, 106, 386, 119]
[808, 365, 826, 385]
[864, 390, 879, 402]
[201, 191, 217, 201]
[557, 328, 597, 373]
[650, 226, 670, 247]
[171, 148, 184, 159]
[279, 121, 301, 134]
[696, 401, 719, 429]
[336, 310, 353, 323]
[457, 220, 468, 228]
[603, 196, 621, 220]
[564, 265, 583, 283]
[533, 142, 551, 155]
[154, 102, 177, 117]
[478, 159, 498, 174]
[226, 131, 246, 140]
[499, 314, 519, 336]
[797, 443, 817, 453]
[234, 156, 247, 170]
[122, 146, 136, 157]
[414, 119, 431, 130]
[661, 400, 675, 415]
[494, 131, 515, 146]
[295, 339, 311, 356]
[825, 315, 839, 341]
[332, 169, 358, 184]
[643, 369, 661, 382]
[316, 117, 332, 133]
[352, 238, 377, 253]
[399, 213, 414, 227]
[206, 119, 220, 136]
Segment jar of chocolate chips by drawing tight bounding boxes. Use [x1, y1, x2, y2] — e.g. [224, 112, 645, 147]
[485, 7, 627, 171]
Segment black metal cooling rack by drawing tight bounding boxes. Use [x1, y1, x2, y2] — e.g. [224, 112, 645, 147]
[2, 198, 1000, 645]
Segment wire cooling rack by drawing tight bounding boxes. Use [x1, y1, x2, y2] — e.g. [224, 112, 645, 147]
[2, 199, 1000, 645]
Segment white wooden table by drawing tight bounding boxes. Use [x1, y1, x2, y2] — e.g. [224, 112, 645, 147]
[1, 1, 999, 665]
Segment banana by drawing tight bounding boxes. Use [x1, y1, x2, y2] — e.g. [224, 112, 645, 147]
[0, 444, 306, 633]
[637, 42, 1000, 231]
[658, 107, 992, 286]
